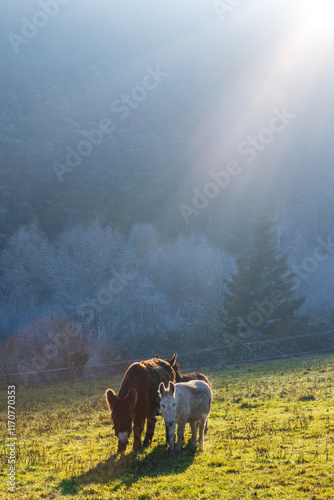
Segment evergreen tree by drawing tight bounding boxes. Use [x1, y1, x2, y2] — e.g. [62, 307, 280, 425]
[220, 215, 305, 347]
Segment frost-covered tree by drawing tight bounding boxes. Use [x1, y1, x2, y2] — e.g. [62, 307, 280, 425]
[121, 231, 235, 356]
[0, 220, 55, 315]
[53, 218, 125, 317]
[0, 219, 237, 361]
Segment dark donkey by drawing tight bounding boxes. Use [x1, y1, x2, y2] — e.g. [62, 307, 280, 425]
[155, 353, 211, 434]
[155, 353, 211, 387]
[106, 356, 176, 453]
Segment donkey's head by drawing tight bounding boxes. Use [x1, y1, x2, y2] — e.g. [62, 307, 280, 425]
[155, 352, 177, 367]
[105, 388, 137, 453]
[158, 381, 177, 429]
[155, 352, 180, 379]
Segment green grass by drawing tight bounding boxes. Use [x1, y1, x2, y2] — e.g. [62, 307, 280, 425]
[1, 354, 334, 499]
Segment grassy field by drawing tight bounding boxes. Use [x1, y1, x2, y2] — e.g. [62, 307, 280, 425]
[1, 354, 334, 499]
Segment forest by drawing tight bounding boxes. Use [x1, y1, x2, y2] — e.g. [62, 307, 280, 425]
[1, 0, 334, 384]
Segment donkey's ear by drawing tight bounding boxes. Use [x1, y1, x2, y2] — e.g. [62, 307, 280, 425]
[169, 352, 177, 367]
[158, 381, 166, 397]
[125, 388, 137, 411]
[105, 389, 117, 411]
[168, 381, 175, 395]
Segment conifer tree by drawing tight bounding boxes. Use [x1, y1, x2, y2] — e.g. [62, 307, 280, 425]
[220, 215, 305, 347]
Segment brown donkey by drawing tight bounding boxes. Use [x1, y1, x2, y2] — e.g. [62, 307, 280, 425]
[155, 353, 211, 386]
[106, 355, 176, 453]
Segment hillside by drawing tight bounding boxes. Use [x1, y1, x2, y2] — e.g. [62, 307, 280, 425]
[1, 0, 334, 367]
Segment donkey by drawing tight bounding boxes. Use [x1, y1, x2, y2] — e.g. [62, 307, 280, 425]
[158, 380, 212, 454]
[156, 353, 211, 433]
[105, 356, 176, 453]
[155, 353, 211, 386]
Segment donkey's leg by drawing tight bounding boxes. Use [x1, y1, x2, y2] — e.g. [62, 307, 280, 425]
[198, 418, 206, 448]
[133, 418, 145, 451]
[165, 421, 178, 444]
[190, 422, 197, 447]
[167, 422, 176, 454]
[143, 416, 156, 447]
[165, 421, 169, 444]
[176, 421, 186, 452]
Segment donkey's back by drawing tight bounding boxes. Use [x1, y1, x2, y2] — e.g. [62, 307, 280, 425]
[175, 380, 212, 422]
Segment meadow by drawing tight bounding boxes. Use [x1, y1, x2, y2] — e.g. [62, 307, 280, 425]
[1, 354, 334, 500]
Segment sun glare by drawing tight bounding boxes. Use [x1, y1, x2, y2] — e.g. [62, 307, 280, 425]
[297, 2, 334, 45]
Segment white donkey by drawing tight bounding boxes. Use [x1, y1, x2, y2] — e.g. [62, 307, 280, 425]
[158, 380, 212, 453]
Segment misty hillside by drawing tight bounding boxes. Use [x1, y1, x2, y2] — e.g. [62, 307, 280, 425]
[1, 0, 334, 377]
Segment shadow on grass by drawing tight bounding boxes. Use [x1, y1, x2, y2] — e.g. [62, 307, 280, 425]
[58, 441, 196, 495]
